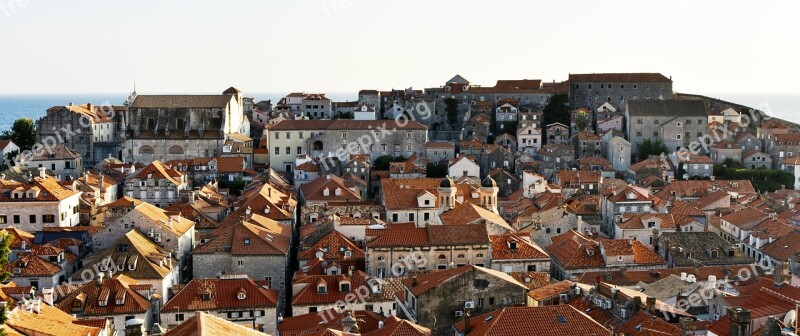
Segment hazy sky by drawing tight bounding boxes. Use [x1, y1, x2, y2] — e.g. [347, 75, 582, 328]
[0, 0, 797, 95]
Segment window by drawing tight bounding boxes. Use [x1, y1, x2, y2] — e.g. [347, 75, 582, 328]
[175, 313, 185, 322]
[676, 134, 682, 140]
[342, 132, 348, 139]
[392, 213, 398, 222]
[13, 215, 19, 224]
[0, 215, 5, 224]
[676, 122, 682, 127]
[237, 292, 246, 300]
[408, 213, 415, 222]
[274, 147, 280, 155]
[286, 147, 291, 155]
[29, 215, 36, 223]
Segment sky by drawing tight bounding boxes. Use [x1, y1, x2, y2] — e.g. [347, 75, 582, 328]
[0, 0, 797, 96]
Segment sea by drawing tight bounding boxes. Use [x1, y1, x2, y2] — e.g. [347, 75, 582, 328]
[0, 92, 797, 132]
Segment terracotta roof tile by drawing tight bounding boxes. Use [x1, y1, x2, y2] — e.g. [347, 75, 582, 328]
[162, 277, 278, 313]
[489, 233, 549, 261]
[453, 305, 609, 336]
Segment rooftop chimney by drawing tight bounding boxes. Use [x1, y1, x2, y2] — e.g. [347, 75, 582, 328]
[96, 271, 104, 286]
[38, 166, 46, 178]
[727, 306, 751, 336]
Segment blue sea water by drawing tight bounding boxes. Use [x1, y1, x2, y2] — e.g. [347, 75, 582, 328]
[0, 92, 796, 132]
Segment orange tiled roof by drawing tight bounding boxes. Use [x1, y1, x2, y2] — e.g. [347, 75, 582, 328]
[489, 233, 549, 261]
[299, 230, 365, 261]
[453, 305, 609, 336]
[162, 277, 278, 312]
[165, 311, 267, 336]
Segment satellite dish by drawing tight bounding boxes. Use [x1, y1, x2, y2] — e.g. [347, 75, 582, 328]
[784, 309, 796, 327]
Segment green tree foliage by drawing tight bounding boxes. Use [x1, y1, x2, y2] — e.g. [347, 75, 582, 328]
[0, 232, 13, 331]
[425, 162, 448, 178]
[373, 155, 406, 170]
[0, 149, 18, 170]
[445, 98, 459, 125]
[575, 111, 589, 131]
[713, 164, 794, 192]
[637, 139, 669, 161]
[335, 112, 354, 119]
[0, 118, 36, 151]
[543, 94, 570, 126]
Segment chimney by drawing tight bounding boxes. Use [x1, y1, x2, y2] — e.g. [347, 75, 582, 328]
[96, 271, 105, 285]
[38, 166, 46, 178]
[679, 317, 695, 336]
[100, 174, 105, 188]
[124, 318, 146, 336]
[348, 266, 354, 277]
[727, 306, 751, 336]
[463, 311, 471, 334]
[411, 276, 418, 287]
[42, 287, 54, 306]
[774, 261, 785, 286]
[646, 297, 656, 314]
[341, 311, 357, 333]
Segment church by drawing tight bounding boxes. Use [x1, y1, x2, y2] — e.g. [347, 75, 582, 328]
[120, 87, 249, 163]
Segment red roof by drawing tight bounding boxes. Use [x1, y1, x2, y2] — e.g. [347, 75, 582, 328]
[162, 276, 278, 312]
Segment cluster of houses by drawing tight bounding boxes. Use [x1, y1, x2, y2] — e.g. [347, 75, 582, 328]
[1, 73, 800, 335]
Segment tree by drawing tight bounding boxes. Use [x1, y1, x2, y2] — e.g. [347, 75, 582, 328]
[426, 162, 447, 178]
[636, 139, 669, 161]
[0, 149, 18, 170]
[0, 232, 12, 332]
[0, 118, 36, 151]
[574, 110, 589, 131]
[373, 155, 406, 170]
[335, 112, 353, 119]
[542, 94, 570, 144]
[444, 98, 459, 125]
[543, 94, 570, 126]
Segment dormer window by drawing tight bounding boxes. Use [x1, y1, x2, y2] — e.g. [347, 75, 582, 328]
[340, 281, 351, 292]
[344, 250, 352, 257]
[202, 292, 212, 301]
[323, 188, 330, 196]
[244, 239, 251, 245]
[627, 192, 636, 200]
[316, 251, 324, 258]
[335, 188, 342, 196]
[317, 284, 327, 294]
[116, 292, 126, 306]
[237, 291, 246, 300]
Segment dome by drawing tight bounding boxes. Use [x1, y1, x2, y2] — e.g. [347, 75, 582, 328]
[481, 176, 497, 188]
[439, 177, 455, 188]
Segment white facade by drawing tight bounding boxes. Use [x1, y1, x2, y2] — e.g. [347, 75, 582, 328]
[517, 125, 542, 155]
[448, 157, 480, 178]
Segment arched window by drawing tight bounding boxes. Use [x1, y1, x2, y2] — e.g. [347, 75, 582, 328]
[168, 145, 184, 154]
[139, 146, 154, 154]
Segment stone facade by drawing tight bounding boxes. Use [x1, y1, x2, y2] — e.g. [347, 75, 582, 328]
[606, 136, 631, 173]
[626, 100, 708, 154]
[36, 103, 123, 165]
[264, 120, 428, 173]
[398, 266, 528, 334]
[569, 73, 673, 110]
[120, 88, 246, 164]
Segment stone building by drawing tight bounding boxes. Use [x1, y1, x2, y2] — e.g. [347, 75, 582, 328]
[192, 214, 291, 305]
[569, 73, 673, 111]
[264, 119, 428, 173]
[91, 202, 195, 282]
[545, 123, 570, 145]
[424, 142, 455, 164]
[123, 160, 188, 207]
[547, 230, 667, 280]
[161, 276, 279, 335]
[364, 224, 491, 277]
[517, 124, 542, 155]
[25, 144, 84, 180]
[396, 265, 529, 334]
[121, 87, 248, 164]
[574, 131, 601, 158]
[36, 103, 123, 165]
[625, 100, 708, 154]
[488, 233, 551, 273]
[0, 170, 81, 231]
